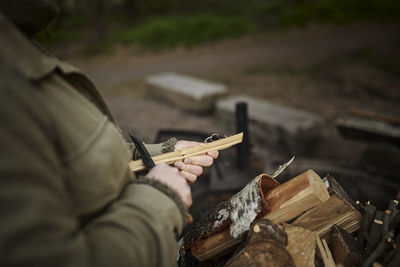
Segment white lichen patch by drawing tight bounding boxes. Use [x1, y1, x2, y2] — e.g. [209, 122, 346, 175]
[213, 208, 230, 229]
[229, 175, 262, 238]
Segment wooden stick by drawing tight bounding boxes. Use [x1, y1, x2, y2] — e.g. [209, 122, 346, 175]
[386, 234, 400, 267]
[358, 202, 377, 249]
[349, 108, 400, 126]
[365, 210, 385, 255]
[387, 248, 400, 267]
[383, 210, 392, 238]
[389, 212, 400, 232]
[129, 133, 243, 172]
[388, 200, 399, 232]
[362, 232, 394, 267]
[383, 246, 398, 266]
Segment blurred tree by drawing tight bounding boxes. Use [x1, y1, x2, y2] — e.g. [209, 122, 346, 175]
[124, 0, 146, 20]
[124, 0, 137, 16]
[86, 0, 104, 43]
[56, 0, 65, 13]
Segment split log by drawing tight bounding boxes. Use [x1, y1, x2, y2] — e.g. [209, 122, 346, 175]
[262, 170, 330, 223]
[284, 224, 317, 267]
[225, 220, 294, 267]
[129, 133, 243, 172]
[225, 239, 295, 267]
[331, 225, 362, 266]
[316, 235, 336, 267]
[292, 192, 361, 241]
[186, 170, 329, 261]
[325, 175, 357, 209]
[246, 219, 288, 246]
[185, 174, 280, 261]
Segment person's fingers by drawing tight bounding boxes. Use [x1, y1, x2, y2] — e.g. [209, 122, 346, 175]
[146, 163, 193, 208]
[180, 170, 197, 184]
[174, 161, 203, 176]
[184, 155, 213, 167]
[207, 150, 219, 159]
[183, 189, 193, 208]
[174, 140, 202, 151]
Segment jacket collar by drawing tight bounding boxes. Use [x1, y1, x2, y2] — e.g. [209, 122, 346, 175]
[0, 12, 58, 81]
[0, 12, 116, 123]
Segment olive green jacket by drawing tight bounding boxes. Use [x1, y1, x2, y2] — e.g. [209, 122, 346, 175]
[0, 13, 184, 267]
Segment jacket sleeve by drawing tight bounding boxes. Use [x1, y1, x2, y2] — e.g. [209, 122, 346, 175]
[0, 69, 184, 266]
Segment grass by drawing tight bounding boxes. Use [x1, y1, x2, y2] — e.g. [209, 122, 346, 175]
[34, 15, 85, 45]
[34, 1, 400, 54]
[112, 14, 256, 50]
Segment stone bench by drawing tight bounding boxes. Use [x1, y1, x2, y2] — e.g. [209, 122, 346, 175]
[145, 72, 226, 113]
[216, 95, 322, 153]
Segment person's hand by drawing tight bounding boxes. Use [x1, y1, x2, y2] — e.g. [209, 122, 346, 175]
[173, 140, 219, 184]
[145, 163, 192, 208]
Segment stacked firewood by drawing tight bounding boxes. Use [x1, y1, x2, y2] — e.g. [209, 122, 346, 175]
[355, 200, 400, 266]
[178, 170, 400, 266]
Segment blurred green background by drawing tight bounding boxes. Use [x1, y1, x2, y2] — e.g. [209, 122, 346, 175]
[31, 0, 400, 204]
[36, 0, 400, 53]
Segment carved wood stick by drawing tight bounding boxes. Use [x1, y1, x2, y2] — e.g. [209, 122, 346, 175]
[129, 133, 243, 172]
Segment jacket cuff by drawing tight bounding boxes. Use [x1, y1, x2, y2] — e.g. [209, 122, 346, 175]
[161, 137, 177, 154]
[127, 138, 177, 160]
[132, 177, 187, 226]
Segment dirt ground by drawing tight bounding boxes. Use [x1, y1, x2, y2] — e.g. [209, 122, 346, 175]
[62, 22, 400, 125]
[55, 21, 400, 174]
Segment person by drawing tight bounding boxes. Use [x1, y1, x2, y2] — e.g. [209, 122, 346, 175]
[0, 1, 218, 266]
